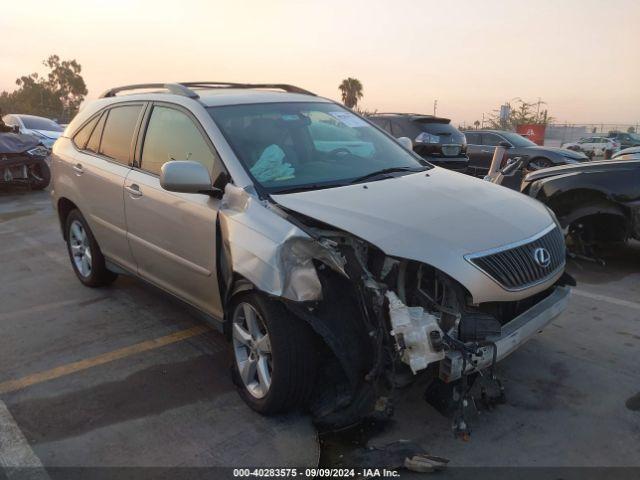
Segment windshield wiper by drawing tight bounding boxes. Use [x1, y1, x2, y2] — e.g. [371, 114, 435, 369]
[270, 183, 347, 194]
[349, 166, 426, 184]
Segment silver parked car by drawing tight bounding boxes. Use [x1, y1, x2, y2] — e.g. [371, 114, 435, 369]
[51, 82, 572, 426]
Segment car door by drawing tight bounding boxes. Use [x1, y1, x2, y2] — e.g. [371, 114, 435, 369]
[123, 103, 224, 318]
[68, 104, 143, 271]
[473, 132, 503, 176]
[464, 132, 483, 176]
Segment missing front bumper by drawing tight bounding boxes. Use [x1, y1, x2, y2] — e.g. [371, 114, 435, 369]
[439, 285, 571, 382]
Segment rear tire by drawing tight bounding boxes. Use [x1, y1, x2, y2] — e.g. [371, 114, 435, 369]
[65, 209, 117, 287]
[230, 292, 317, 414]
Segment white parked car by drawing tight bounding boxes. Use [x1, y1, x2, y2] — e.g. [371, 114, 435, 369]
[562, 136, 620, 158]
[2, 114, 64, 148]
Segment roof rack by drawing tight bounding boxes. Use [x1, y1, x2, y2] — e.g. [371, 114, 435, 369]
[99, 83, 199, 99]
[98, 82, 316, 99]
[181, 82, 316, 96]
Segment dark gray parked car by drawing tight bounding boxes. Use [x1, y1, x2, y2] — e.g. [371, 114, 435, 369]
[369, 113, 468, 172]
[463, 129, 587, 177]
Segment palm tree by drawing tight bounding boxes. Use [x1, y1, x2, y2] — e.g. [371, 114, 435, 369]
[338, 78, 363, 109]
[473, 120, 480, 130]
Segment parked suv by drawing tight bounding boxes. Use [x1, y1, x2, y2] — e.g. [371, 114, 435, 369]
[368, 113, 468, 172]
[51, 82, 571, 426]
[464, 129, 587, 177]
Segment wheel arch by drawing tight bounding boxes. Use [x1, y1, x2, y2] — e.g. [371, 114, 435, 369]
[57, 197, 79, 240]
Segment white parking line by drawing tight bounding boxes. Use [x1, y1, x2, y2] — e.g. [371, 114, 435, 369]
[573, 288, 640, 311]
[0, 400, 50, 479]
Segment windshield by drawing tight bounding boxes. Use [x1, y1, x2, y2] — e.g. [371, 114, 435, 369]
[499, 132, 537, 147]
[21, 116, 63, 132]
[208, 102, 428, 193]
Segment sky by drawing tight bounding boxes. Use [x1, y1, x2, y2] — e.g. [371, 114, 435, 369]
[1, 0, 638, 126]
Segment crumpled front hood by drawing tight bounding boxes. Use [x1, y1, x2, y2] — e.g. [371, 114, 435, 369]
[272, 167, 553, 265]
[0, 133, 40, 154]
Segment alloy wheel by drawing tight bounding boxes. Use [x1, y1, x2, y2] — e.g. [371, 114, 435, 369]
[69, 220, 92, 278]
[232, 302, 272, 399]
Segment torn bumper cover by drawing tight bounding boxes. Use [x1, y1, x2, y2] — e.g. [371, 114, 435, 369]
[439, 285, 571, 382]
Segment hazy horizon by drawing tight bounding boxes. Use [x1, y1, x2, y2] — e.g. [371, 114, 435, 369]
[1, 0, 638, 126]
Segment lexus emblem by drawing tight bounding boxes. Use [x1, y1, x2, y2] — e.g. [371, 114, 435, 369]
[533, 247, 551, 268]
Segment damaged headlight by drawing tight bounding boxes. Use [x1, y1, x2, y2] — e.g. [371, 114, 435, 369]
[27, 146, 50, 157]
[279, 236, 347, 302]
[545, 205, 562, 231]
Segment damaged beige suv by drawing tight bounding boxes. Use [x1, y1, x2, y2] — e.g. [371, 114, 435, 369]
[51, 82, 572, 426]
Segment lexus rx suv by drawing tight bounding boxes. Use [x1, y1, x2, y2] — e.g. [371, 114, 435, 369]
[51, 82, 572, 426]
[368, 113, 468, 172]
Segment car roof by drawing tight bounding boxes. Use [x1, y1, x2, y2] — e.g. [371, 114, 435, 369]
[11, 114, 56, 121]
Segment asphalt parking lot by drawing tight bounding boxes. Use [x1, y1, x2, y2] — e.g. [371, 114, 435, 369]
[1, 188, 639, 476]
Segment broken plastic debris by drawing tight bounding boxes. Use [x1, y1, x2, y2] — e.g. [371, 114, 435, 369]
[404, 454, 449, 473]
[250, 144, 295, 182]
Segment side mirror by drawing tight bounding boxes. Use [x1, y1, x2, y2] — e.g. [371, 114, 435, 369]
[160, 161, 222, 197]
[498, 141, 512, 148]
[397, 137, 413, 150]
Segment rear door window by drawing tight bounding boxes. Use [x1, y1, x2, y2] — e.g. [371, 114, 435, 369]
[140, 105, 218, 176]
[482, 133, 503, 146]
[465, 132, 480, 144]
[99, 105, 143, 165]
[369, 117, 391, 133]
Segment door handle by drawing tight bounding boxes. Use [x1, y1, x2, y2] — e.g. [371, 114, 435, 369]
[481, 149, 492, 153]
[125, 184, 143, 197]
[72, 163, 84, 175]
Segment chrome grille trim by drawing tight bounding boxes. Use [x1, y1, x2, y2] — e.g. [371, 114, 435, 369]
[465, 224, 566, 291]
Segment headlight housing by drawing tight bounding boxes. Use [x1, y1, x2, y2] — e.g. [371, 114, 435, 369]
[27, 146, 50, 157]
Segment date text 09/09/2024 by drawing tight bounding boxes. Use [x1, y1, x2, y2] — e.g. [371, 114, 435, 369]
[233, 468, 400, 478]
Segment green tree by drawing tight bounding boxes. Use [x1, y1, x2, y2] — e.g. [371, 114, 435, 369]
[627, 126, 636, 134]
[0, 55, 87, 122]
[338, 78, 363, 109]
[484, 98, 553, 130]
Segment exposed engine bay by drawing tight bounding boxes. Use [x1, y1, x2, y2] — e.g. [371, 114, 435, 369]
[217, 183, 574, 432]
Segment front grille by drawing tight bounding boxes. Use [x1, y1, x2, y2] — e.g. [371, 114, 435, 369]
[441, 144, 461, 157]
[467, 226, 565, 290]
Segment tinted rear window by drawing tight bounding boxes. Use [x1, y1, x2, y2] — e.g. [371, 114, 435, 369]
[99, 105, 143, 164]
[415, 122, 465, 144]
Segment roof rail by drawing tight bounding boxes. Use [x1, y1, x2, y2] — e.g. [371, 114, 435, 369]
[181, 82, 316, 96]
[373, 112, 433, 117]
[98, 83, 200, 99]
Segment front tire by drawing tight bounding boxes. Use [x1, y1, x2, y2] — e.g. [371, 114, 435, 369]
[65, 209, 117, 287]
[230, 292, 317, 414]
[29, 162, 50, 190]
